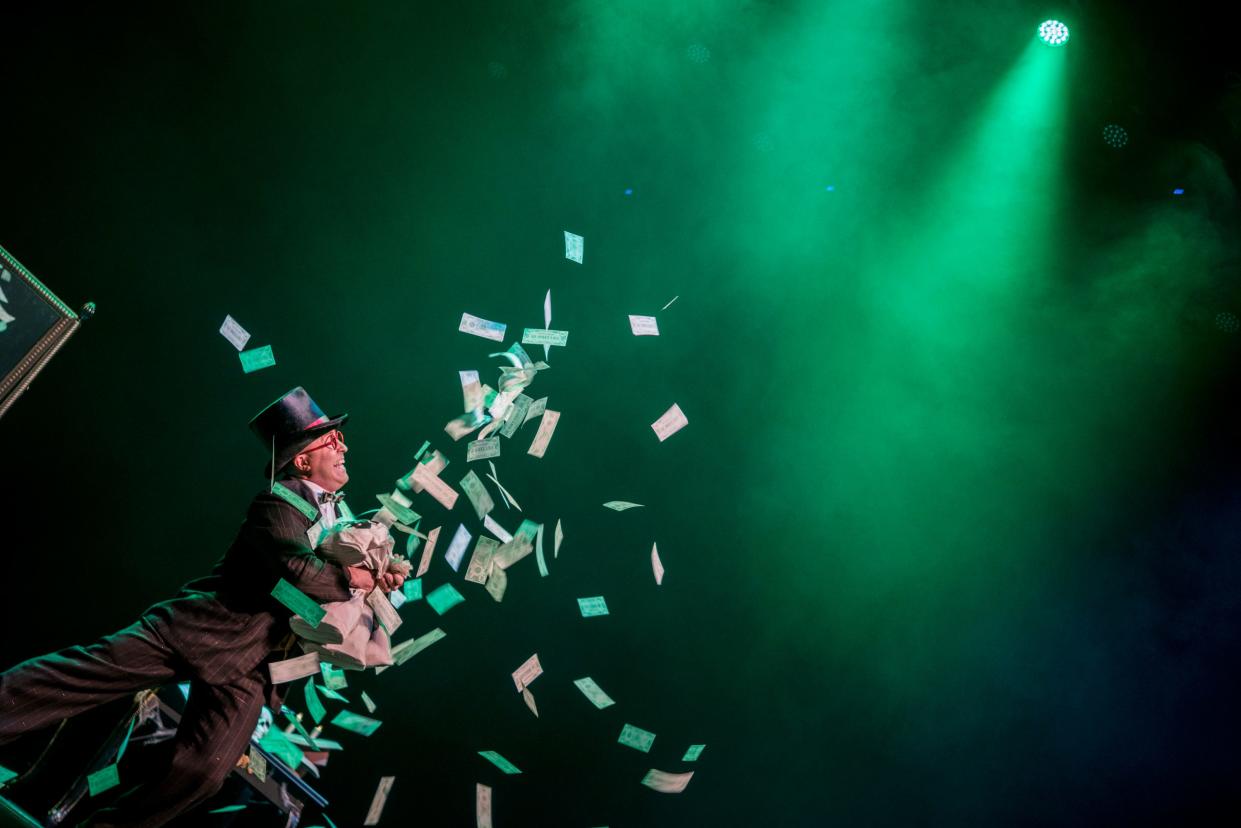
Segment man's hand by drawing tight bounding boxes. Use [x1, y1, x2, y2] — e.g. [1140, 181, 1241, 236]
[377, 571, 406, 594]
[346, 566, 375, 592]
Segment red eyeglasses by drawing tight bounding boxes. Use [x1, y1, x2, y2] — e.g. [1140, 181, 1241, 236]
[302, 429, 346, 453]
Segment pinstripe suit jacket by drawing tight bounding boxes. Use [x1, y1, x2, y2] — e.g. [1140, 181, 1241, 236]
[141, 478, 352, 687]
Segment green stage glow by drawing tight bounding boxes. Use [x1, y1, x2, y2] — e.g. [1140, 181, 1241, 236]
[1038, 20, 1070, 46]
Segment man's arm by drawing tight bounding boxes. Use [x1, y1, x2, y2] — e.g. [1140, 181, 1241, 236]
[245, 494, 354, 603]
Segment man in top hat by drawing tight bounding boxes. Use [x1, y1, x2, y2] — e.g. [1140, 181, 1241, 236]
[0, 387, 402, 826]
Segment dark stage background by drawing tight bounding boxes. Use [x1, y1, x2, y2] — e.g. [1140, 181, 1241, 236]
[3, 2, 1241, 825]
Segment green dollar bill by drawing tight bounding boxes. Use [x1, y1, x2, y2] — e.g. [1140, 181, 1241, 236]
[208, 805, 248, 814]
[403, 577, 423, 602]
[320, 662, 348, 691]
[682, 744, 706, 762]
[572, 677, 615, 709]
[618, 724, 656, 753]
[330, 710, 382, 736]
[86, 764, 120, 796]
[239, 344, 276, 373]
[602, 501, 644, 511]
[271, 578, 325, 628]
[577, 596, 609, 617]
[304, 679, 327, 724]
[261, 727, 305, 767]
[426, 583, 465, 615]
[362, 691, 377, 714]
[477, 750, 522, 774]
[0, 763, 18, 786]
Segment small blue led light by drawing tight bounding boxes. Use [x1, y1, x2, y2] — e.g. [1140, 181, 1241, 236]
[1172, 188, 1184, 195]
[824, 185, 835, 192]
[624, 188, 633, 196]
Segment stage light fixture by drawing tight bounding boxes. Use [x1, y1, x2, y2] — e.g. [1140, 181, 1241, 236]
[1038, 20, 1070, 46]
[1102, 124, 1128, 148]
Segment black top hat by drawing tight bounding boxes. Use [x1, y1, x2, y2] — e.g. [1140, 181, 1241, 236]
[250, 387, 349, 477]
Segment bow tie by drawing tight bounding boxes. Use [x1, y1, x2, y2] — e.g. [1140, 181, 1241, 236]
[319, 491, 345, 505]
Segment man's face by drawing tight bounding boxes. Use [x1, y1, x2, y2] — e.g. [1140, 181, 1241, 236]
[294, 429, 349, 492]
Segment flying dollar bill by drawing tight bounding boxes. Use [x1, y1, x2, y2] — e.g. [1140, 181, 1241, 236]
[271, 579, 325, 628]
[651, 403, 688, 442]
[618, 724, 656, 753]
[363, 776, 394, 826]
[465, 536, 499, 584]
[564, 231, 584, 263]
[403, 577, 422, 602]
[269, 652, 321, 685]
[652, 543, 665, 585]
[485, 565, 508, 601]
[445, 524, 472, 572]
[572, 677, 615, 709]
[577, 596, 609, 617]
[417, 526, 441, 577]
[412, 464, 460, 510]
[522, 687, 539, 717]
[239, 345, 276, 374]
[535, 522, 548, 577]
[331, 710, 382, 736]
[493, 520, 538, 570]
[524, 396, 548, 426]
[427, 583, 465, 615]
[511, 653, 543, 691]
[628, 315, 659, 336]
[390, 627, 447, 666]
[445, 408, 491, 442]
[682, 744, 706, 761]
[483, 514, 513, 543]
[304, 678, 326, 723]
[477, 783, 493, 828]
[527, 410, 560, 458]
[460, 470, 495, 520]
[499, 394, 534, 438]
[478, 750, 522, 774]
[520, 328, 569, 347]
[367, 589, 402, 634]
[459, 312, 507, 341]
[641, 769, 694, 793]
[219, 315, 251, 350]
[467, 437, 501, 462]
[602, 501, 643, 511]
[554, 519, 563, 557]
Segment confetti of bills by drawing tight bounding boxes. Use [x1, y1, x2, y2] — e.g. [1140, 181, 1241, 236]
[417, 526, 441, 577]
[652, 543, 665, 585]
[468, 437, 501, 462]
[522, 687, 539, 717]
[239, 345, 276, 373]
[651, 403, 688, 442]
[682, 744, 706, 761]
[603, 501, 643, 511]
[641, 769, 694, 793]
[618, 723, 656, 753]
[389, 627, 447, 666]
[485, 565, 508, 602]
[564, 231, 584, 263]
[304, 678, 326, 723]
[411, 464, 459, 510]
[465, 536, 499, 584]
[409, 449, 448, 493]
[512, 653, 543, 691]
[483, 514, 513, 543]
[521, 328, 569, 347]
[461, 470, 496, 520]
[477, 783, 493, 828]
[554, 519, 563, 558]
[499, 394, 533, 439]
[269, 652, 321, 685]
[331, 710, 382, 736]
[478, 750, 522, 774]
[219, 315, 251, 350]
[445, 524, 472, 572]
[363, 776, 394, 826]
[628, 315, 659, 336]
[572, 677, 615, 709]
[524, 396, 548, 426]
[578, 596, 609, 617]
[271, 579, 325, 627]
[493, 520, 538, 569]
[427, 583, 465, 615]
[460, 312, 507, 342]
[527, 410, 560, 458]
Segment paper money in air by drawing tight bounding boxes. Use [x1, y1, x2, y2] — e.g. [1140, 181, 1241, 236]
[468, 437, 501, 462]
[460, 470, 495, 520]
[269, 652, 321, 684]
[465, 536, 499, 584]
[459, 312, 507, 342]
[485, 565, 508, 602]
[682, 744, 706, 761]
[522, 687, 539, 717]
[512, 653, 543, 691]
[331, 710, 382, 736]
[427, 583, 465, 615]
[603, 501, 643, 511]
[478, 750, 522, 774]
[628, 315, 659, 336]
[363, 776, 394, 826]
[577, 596, 609, 617]
[618, 723, 656, 753]
[361, 691, 377, 714]
[651, 403, 688, 442]
[521, 328, 569, 347]
[417, 526, 441, 577]
[572, 677, 615, 709]
[652, 543, 665, 585]
[641, 769, 694, 793]
[239, 345, 276, 373]
[411, 464, 459, 510]
[527, 410, 560, 458]
[564, 231, 584, 263]
[445, 524, 472, 572]
[219, 315, 251, 350]
[554, 519, 563, 558]
[389, 627, 446, 666]
[477, 783, 493, 828]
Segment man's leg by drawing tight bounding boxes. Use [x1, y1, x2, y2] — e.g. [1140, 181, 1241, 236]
[0, 619, 180, 744]
[87, 670, 268, 828]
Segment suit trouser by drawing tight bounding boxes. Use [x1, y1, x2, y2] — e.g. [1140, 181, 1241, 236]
[0, 617, 267, 828]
